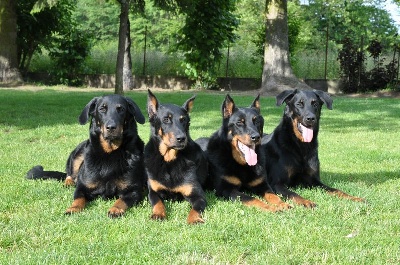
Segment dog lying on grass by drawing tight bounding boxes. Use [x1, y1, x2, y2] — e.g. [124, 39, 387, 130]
[262, 89, 365, 208]
[144, 90, 209, 224]
[26, 94, 146, 217]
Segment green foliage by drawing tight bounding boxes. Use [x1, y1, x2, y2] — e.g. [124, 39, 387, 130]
[48, 28, 91, 86]
[338, 38, 397, 93]
[1, 89, 400, 264]
[73, 0, 119, 41]
[177, 0, 239, 88]
[16, 0, 75, 73]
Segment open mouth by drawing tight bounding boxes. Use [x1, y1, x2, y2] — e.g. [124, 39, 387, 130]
[297, 122, 314, 143]
[237, 141, 257, 166]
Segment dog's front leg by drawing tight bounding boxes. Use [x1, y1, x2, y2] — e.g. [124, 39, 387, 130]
[65, 188, 87, 214]
[316, 181, 365, 203]
[148, 187, 166, 221]
[184, 191, 207, 224]
[274, 184, 317, 208]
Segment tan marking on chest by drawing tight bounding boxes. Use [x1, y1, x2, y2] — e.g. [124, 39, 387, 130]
[223, 176, 242, 186]
[148, 179, 193, 197]
[99, 135, 122, 153]
[248, 177, 264, 187]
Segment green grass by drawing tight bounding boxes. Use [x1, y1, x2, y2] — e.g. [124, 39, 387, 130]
[0, 87, 399, 264]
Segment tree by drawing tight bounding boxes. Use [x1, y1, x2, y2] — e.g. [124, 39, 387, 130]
[0, 0, 22, 83]
[177, 0, 238, 89]
[260, 0, 310, 94]
[115, 0, 135, 94]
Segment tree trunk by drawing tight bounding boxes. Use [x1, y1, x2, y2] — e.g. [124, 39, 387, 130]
[260, 0, 309, 95]
[115, 0, 134, 95]
[0, 0, 22, 83]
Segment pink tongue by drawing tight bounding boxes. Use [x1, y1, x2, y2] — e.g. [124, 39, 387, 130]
[238, 141, 257, 166]
[300, 124, 313, 142]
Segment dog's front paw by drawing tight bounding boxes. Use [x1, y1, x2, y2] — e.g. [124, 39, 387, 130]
[293, 197, 317, 208]
[64, 176, 75, 187]
[65, 206, 83, 215]
[151, 213, 166, 221]
[276, 201, 292, 211]
[108, 206, 125, 218]
[187, 209, 205, 224]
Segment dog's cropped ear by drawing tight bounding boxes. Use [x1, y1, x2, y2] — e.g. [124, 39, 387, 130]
[147, 89, 159, 118]
[222, 94, 236, 119]
[250, 94, 261, 114]
[276, 89, 297, 106]
[182, 95, 196, 113]
[79, 97, 99, 125]
[313, 89, 333, 110]
[125, 97, 145, 124]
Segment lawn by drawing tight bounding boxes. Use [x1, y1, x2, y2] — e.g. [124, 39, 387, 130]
[0, 87, 399, 264]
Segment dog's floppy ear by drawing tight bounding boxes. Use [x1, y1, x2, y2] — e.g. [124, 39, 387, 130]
[147, 89, 159, 118]
[313, 89, 333, 110]
[125, 97, 145, 124]
[79, 97, 99, 125]
[250, 94, 261, 114]
[182, 95, 196, 113]
[222, 94, 236, 119]
[276, 89, 297, 106]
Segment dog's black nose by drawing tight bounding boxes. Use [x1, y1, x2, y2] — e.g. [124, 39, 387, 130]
[251, 135, 260, 143]
[305, 115, 316, 124]
[176, 137, 186, 143]
[106, 123, 117, 132]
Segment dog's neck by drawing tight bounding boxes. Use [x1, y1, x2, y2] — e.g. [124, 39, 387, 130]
[158, 141, 178, 162]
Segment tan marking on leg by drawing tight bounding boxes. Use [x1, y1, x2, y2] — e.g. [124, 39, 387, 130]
[65, 197, 86, 214]
[108, 198, 128, 218]
[243, 198, 278, 212]
[291, 196, 317, 208]
[264, 192, 292, 210]
[64, 176, 75, 187]
[187, 209, 204, 224]
[327, 190, 365, 202]
[151, 200, 166, 220]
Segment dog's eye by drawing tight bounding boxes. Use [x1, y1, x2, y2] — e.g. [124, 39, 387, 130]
[312, 101, 319, 108]
[296, 101, 304, 108]
[179, 116, 186, 123]
[116, 106, 125, 113]
[163, 117, 171, 124]
[236, 119, 244, 126]
[99, 105, 107, 113]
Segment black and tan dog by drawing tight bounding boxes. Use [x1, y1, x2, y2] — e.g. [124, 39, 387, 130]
[26, 94, 146, 217]
[199, 94, 291, 212]
[144, 90, 208, 224]
[262, 89, 364, 208]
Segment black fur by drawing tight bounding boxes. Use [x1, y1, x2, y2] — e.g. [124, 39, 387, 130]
[26, 94, 146, 217]
[198, 94, 291, 212]
[144, 90, 208, 224]
[262, 89, 364, 207]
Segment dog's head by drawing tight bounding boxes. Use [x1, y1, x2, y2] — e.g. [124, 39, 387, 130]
[79, 94, 145, 153]
[147, 89, 195, 162]
[276, 89, 332, 143]
[222, 94, 263, 166]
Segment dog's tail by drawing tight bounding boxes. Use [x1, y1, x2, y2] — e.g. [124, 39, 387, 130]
[25, 165, 67, 181]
